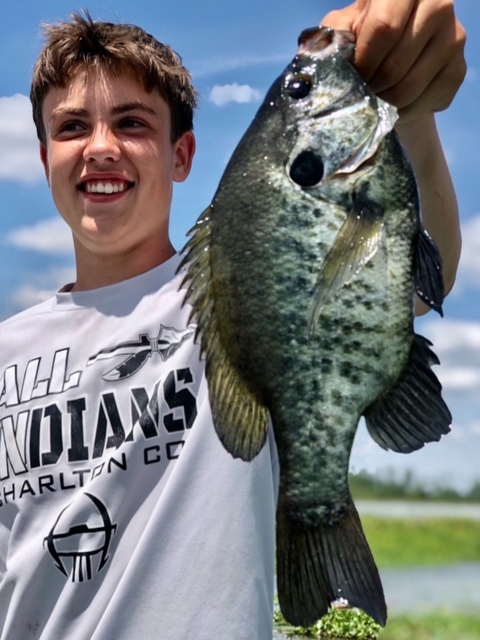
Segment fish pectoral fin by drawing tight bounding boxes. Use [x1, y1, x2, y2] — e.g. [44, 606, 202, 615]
[308, 186, 384, 336]
[364, 333, 451, 453]
[179, 206, 269, 462]
[276, 496, 387, 627]
[414, 225, 445, 316]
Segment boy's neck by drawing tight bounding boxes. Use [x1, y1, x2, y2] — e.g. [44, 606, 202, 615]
[70, 239, 176, 291]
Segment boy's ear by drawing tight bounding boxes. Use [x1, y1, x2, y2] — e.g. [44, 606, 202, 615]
[40, 142, 50, 186]
[173, 131, 196, 183]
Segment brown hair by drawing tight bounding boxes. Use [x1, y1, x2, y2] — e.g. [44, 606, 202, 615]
[30, 10, 197, 144]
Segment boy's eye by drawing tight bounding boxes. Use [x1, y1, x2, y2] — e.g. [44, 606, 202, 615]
[59, 121, 85, 133]
[119, 117, 145, 129]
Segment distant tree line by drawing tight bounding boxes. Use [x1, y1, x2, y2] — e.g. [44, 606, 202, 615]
[349, 469, 480, 502]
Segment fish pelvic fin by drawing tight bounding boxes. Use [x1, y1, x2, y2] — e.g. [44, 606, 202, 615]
[308, 184, 384, 337]
[414, 225, 445, 316]
[178, 206, 270, 461]
[277, 496, 387, 627]
[364, 333, 452, 453]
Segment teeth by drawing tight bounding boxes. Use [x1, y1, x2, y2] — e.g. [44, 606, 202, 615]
[85, 182, 128, 194]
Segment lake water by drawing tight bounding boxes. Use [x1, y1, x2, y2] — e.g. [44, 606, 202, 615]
[356, 500, 480, 521]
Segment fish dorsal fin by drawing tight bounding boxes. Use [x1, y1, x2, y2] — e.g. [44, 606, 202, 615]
[178, 207, 270, 461]
[308, 185, 384, 336]
[414, 226, 445, 316]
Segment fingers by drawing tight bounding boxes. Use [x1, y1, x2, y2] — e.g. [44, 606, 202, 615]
[352, 0, 417, 82]
[374, 2, 467, 117]
[394, 53, 467, 121]
[378, 36, 466, 114]
[321, 0, 467, 119]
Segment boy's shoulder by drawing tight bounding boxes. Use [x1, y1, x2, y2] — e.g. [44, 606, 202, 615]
[0, 296, 55, 330]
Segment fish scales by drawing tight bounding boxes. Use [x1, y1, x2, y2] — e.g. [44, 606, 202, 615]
[180, 25, 451, 628]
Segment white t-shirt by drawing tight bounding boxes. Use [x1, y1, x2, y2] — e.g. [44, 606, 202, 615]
[0, 254, 279, 640]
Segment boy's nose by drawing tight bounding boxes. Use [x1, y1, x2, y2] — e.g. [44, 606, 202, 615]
[83, 124, 121, 163]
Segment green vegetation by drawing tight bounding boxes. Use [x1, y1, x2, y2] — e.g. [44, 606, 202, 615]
[274, 610, 480, 639]
[362, 516, 480, 567]
[274, 606, 382, 639]
[350, 469, 480, 502]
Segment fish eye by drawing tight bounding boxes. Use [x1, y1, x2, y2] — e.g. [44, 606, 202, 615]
[285, 73, 313, 99]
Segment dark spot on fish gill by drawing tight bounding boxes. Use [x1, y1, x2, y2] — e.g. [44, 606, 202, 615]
[285, 73, 313, 99]
[290, 150, 324, 187]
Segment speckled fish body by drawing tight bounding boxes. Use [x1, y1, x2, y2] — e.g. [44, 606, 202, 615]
[180, 26, 451, 627]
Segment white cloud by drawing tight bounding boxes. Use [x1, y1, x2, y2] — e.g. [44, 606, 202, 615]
[209, 83, 263, 107]
[418, 318, 480, 397]
[191, 53, 288, 78]
[7, 217, 74, 256]
[0, 94, 44, 184]
[421, 318, 480, 353]
[11, 267, 76, 311]
[438, 366, 480, 390]
[457, 214, 480, 287]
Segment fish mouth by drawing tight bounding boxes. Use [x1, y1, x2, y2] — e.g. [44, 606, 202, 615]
[297, 26, 355, 61]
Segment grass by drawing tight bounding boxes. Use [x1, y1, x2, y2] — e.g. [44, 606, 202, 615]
[378, 612, 480, 639]
[361, 516, 480, 567]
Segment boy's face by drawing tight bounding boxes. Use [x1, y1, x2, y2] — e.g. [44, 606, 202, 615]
[40, 66, 195, 267]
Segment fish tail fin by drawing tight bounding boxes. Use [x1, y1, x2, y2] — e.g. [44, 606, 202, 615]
[276, 496, 387, 627]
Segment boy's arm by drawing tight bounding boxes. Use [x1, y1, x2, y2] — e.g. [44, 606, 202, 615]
[396, 115, 461, 315]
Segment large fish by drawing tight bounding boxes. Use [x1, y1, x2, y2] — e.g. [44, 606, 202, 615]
[179, 26, 451, 627]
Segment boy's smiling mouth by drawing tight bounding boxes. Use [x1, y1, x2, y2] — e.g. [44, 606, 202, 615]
[78, 177, 134, 195]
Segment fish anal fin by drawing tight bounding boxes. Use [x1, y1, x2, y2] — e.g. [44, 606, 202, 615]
[308, 184, 384, 335]
[414, 226, 445, 316]
[364, 334, 451, 453]
[179, 206, 269, 461]
[277, 496, 387, 627]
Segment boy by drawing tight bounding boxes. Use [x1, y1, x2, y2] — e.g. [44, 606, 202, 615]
[0, 3, 465, 638]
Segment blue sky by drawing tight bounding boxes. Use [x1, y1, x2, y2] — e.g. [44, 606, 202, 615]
[0, 0, 479, 491]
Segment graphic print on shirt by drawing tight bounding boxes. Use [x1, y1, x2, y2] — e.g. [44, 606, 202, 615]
[44, 492, 117, 582]
[0, 323, 199, 511]
[87, 325, 195, 380]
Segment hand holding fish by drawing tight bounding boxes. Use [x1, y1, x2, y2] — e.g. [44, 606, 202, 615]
[322, 0, 466, 121]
